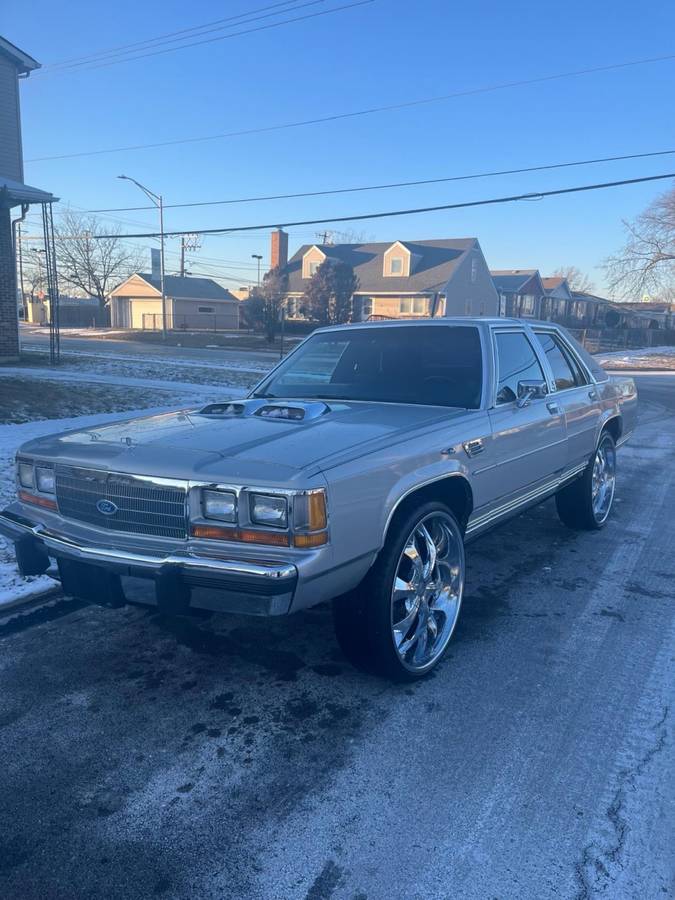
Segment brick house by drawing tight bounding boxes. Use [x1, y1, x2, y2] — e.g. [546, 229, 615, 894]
[0, 36, 56, 361]
[270, 230, 499, 320]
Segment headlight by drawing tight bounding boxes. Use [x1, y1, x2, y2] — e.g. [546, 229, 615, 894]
[36, 466, 55, 494]
[202, 489, 236, 523]
[18, 460, 34, 489]
[249, 493, 288, 529]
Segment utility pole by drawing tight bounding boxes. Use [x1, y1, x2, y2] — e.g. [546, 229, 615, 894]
[117, 175, 167, 338]
[179, 233, 201, 277]
[251, 253, 263, 286]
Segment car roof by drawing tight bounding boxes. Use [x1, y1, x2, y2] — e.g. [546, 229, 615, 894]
[313, 317, 559, 333]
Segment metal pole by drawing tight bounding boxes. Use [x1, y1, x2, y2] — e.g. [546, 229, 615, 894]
[159, 195, 167, 338]
[17, 223, 25, 316]
[279, 307, 285, 359]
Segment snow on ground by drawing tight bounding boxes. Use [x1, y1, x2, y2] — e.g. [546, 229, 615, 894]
[597, 346, 675, 370]
[0, 372, 247, 611]
[21, 345, 270, 375]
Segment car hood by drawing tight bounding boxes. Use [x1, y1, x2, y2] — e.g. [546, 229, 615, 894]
[20, 398, 467, 483]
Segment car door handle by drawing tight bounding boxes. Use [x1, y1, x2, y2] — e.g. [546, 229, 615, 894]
[588, 389, 599, 401]
[546, 401, 560, 415]
[463, 439, 485, 457]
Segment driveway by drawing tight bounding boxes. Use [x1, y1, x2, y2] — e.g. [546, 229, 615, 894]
[0, 375, 672, 900]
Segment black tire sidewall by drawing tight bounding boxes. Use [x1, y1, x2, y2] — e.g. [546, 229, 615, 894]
[361, 501, 465, 680]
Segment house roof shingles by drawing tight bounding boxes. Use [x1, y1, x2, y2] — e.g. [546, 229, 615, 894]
[285, 238, 477, 294]
[137, 274, 238, 302]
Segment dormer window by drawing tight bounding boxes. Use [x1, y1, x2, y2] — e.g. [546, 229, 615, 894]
[302, 246, 326, 279]
[383, 242, 411, 277]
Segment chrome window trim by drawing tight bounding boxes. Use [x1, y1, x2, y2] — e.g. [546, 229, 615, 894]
[530, 327, 591, 393]
[488, 325, 548, 408]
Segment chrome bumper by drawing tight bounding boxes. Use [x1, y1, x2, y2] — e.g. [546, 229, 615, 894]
[0, 510, 298, 616]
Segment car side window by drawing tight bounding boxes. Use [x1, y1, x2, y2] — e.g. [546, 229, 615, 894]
[494, 332, 546, 405]
[534, 332, 586, 391]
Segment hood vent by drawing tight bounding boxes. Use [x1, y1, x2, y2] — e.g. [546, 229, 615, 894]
[254, 401, 329, 422]
[199, 402, 246, 416]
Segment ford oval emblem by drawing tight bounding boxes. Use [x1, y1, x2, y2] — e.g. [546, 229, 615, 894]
[96, 499, 118, 516]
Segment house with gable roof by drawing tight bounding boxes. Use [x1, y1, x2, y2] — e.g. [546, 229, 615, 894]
[270, 230, 499, 320]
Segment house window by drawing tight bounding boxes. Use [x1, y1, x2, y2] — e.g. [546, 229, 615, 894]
[520, 295, 535, 316]
[465, 299, 472, 315]
[479, 301, 486, 316]
[471, 258, 478, 283]
[308, 260, 321, 277]
[399, 298, 413, 314]
[198, 306, 214, 313]
[412, 298, 426, 315]
[362, 298, 373, 319]
[390, 257, 403, 275]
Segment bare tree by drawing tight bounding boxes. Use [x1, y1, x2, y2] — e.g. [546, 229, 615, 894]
[22, 261, 46, 303]
[54, 211, 144, 311]
[552, 266, 595, 294]
[604, 187, 675, 300]
[318, 228, 373, 245]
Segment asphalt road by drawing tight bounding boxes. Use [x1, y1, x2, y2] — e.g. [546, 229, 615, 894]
[20, 327, 280, 369]
[1, 375, 673, 900]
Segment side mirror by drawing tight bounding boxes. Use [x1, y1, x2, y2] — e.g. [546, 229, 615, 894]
[516, 379, 548, 408]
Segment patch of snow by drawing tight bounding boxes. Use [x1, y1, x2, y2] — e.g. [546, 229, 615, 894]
[0, 366, 248, 396]
[597, 346, 675, 370]
[21, 345, 270, 374]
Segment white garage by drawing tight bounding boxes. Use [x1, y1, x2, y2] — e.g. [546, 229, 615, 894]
[109, 273, 240, 331]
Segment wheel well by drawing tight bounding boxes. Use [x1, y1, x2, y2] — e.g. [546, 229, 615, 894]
[603, 416, 622, 443]
[387, 476, 473, 537]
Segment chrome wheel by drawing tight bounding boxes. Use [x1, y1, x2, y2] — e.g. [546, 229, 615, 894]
[390, 512, 464, 673]
[591, 437, 616, 524]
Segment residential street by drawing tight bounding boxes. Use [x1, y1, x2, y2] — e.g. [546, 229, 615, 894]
[0, 374, 672, 900]
[20, 327, 281, 370]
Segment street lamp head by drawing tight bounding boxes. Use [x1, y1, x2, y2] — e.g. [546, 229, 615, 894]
[117, 175, 128, 180]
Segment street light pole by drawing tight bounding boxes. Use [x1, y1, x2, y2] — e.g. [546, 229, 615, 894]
[251, 254, 263, 287]
[117, 175, 167, 339]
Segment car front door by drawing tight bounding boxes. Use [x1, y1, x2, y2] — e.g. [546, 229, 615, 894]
[531, 329, 602, 474]
[478, 328, 567, 522]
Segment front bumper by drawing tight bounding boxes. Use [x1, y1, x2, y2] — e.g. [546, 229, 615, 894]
[0, 510, 298, 616]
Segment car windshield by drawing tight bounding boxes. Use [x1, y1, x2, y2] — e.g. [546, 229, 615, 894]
[254, 325, 483, 408]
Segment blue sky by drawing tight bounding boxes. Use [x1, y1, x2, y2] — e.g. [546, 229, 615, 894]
[4, 0, 675, 293]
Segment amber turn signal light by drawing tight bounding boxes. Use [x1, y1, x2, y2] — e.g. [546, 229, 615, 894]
[18, 490, 58, 511]
[293, 531, 328, 548]
[191, 524, 290, 547]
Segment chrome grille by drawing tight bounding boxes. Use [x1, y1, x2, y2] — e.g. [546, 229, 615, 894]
[55, 465, 187, 539]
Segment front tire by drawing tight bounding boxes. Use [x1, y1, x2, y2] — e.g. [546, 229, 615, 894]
[333, 502, 465, 681]
[556, 431, 617, 530]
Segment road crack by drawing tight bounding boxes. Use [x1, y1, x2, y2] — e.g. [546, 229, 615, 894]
[574, 705, 669, 899]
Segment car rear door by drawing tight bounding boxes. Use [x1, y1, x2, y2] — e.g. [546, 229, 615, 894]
[531, 328, 601, 474]
[479, 327, 567, 520]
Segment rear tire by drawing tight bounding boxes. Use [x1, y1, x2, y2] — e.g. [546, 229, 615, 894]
[555, 431, 616, 530]
[333, 501, 465, 681]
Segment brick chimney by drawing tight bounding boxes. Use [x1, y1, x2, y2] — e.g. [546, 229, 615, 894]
[270, 228, 288, 270]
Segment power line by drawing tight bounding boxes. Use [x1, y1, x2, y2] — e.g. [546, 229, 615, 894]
[34, 0, 373, 77]
[86, 148, 675, 212]
[92, 172, 675, 240]
[41, 0, 322, 70]
[28, 52, 675, 162]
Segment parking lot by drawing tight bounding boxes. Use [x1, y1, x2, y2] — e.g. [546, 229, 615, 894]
[0, 373, 672, 900]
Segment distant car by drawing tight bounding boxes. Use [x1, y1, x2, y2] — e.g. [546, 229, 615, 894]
[1, 319, 637, 680]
